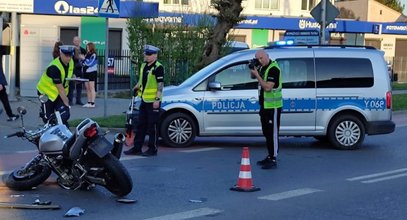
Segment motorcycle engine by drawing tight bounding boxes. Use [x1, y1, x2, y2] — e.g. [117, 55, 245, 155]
[39, 124, 73, 154]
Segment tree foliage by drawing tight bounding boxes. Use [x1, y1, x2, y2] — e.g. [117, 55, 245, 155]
[195, 0, 245, 70]
[126, 16, 213, 86]
[375, 0, 405, 13]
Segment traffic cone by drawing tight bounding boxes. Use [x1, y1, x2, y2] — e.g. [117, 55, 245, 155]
[230, 147, 260, 192]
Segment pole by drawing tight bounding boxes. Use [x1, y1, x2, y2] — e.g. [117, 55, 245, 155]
[104, 18, 109, 117]
[9, 12, 17, 101]
[320, 0, 327, 45]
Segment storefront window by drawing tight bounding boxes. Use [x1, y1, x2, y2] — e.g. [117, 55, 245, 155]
[255, 0, 279, 10]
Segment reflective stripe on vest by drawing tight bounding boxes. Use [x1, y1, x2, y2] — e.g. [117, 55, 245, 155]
[138, 61, 162, 103]
[262, 61, 283, 109]
[37, 58, 74, 101]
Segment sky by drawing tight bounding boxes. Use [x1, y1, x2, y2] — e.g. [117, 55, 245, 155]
[401, 0, 407, 15]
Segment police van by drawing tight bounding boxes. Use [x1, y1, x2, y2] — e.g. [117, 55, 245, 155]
[158, 44, 395, 150]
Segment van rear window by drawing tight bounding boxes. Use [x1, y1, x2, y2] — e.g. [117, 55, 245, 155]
[316, 58, 374, 88]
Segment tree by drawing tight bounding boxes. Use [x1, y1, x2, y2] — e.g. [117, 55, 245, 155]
[338, 7, 359, 20]
[126, 15, 214, 86]
[194, 0, 245, 71]
[375, 0, 405, 13]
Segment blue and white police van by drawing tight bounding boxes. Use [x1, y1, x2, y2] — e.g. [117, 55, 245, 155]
[157, 44, 395, 149]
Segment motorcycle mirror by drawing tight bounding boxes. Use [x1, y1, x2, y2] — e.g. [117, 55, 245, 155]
[39, 94, 49, 103]
[17, 106, 27, 115]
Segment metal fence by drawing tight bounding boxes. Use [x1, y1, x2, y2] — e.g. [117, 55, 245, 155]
[96, 50, 133, 91]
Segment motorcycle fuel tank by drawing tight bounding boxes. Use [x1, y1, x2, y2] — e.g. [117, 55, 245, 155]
[39, 124, 73, 154]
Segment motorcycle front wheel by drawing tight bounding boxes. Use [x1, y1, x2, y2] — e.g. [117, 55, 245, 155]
[6, 163, 52, 191]
[96, 153, 133, 197]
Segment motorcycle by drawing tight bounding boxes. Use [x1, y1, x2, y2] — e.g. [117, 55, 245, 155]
[4, 96, 133, 197]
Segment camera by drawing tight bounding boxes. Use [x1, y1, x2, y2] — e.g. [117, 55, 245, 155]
[248, 58, 260, 70]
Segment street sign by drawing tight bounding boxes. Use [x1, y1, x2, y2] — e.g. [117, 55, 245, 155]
[98, 0, 120, 18]
[310, 0, 339, 27]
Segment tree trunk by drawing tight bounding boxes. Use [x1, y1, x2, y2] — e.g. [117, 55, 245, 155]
[195, 0, 243, 71]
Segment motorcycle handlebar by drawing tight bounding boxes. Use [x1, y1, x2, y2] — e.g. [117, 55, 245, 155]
[4, 131, 24, 138]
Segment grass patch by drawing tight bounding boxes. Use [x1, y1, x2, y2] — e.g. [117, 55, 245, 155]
[393, 82, 407, 90]
[70, 115, 126, 128]
[393, 94, 407, 111]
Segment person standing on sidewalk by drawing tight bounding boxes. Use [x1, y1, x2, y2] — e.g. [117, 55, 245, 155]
[82, 42, 98, 108]
[0, 57, 19, 121]
[68, 36, 86, 106]
[250, 49, 282, 169]
[37, 45, 75, 126]
[124, 44, 164, 156]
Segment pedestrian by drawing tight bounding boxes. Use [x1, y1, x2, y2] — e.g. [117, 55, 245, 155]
[36, 45, 75, 126]
[124, 44, 164, 156]
[0, 57, 19, 121]
[68, 36, 86, 106]
[249, 49, 282, 169]
[82, 42, 97, 108]
[52, 41, 64, 59]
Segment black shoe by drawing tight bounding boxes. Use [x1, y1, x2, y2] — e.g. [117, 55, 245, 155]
[76, 101, 85, 105]
[142, 149, 157, 157]
[261, 158, 277, 170]
[257, 156, 272, 166]
[123, 148, 142, 155]
[7, 114, 19, 121]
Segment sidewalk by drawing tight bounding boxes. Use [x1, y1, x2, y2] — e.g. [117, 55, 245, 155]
[0, 96, 130, 130]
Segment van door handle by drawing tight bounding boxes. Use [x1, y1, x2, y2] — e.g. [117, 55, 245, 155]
[195, 97, 202, 101]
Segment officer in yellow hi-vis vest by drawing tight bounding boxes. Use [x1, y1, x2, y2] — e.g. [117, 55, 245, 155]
[124, 44, 164, 157]
[250, 49, 283, 169]
[37, 45, 75, 126]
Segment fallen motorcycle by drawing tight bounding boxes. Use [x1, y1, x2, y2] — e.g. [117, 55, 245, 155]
[4, 98, 132, 197]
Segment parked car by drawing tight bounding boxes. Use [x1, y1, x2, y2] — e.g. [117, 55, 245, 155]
[155, 44, 395, 149]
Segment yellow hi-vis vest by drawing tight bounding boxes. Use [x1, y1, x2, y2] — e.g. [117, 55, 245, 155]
[37, 58, 74, 101]
[138, 61, 162, 103]
[261, 61, 283, 109]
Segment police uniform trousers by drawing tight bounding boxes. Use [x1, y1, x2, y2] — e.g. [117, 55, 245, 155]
[259, 107, 282, 158]
[133, 101, 160, 151]
[40, 96, 71, 126]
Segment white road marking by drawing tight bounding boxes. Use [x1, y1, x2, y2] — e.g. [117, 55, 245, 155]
[258, 188, 323, 201]
[180, 147, 222, 153]
[361, 172, 407, 183]
[15, 150, 37, 154]
[0, 171, 12, 175]
[144, 207, 223, 220]
[120, 156, 145, 161]
[347, 167, 407, 182]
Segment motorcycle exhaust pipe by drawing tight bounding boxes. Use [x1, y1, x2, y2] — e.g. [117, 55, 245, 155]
[112, 133, 125, 159]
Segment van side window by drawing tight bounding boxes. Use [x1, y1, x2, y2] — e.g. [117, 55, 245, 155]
[277, 58, 315, 88]
[213, 63, 258, 90]
[316, 58, 374, 88]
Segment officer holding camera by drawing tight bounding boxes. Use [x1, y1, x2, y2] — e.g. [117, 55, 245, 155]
[249, 49, 282, 169]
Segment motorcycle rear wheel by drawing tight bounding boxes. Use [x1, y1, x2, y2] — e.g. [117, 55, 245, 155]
[97, 153, 133, 197]
[6, 164, 52, 191]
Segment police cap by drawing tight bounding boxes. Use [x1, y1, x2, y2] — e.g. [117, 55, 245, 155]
[59, 45, 75, 56]
[144, 44, 160, 55]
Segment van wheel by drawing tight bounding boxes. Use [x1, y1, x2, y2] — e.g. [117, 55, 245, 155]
[328, 114, 365, 150]
[160, 113, 196, 148]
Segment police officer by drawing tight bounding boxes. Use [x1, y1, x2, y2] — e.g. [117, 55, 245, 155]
[124, 45, 164, 156]
[250, 49, 282, 169]
[37, 45, 75, 126]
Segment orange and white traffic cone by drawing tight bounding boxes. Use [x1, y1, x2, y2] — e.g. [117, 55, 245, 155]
[230, 147, 260, 192]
